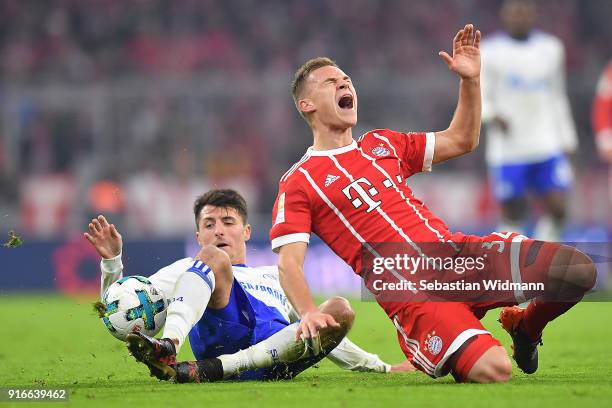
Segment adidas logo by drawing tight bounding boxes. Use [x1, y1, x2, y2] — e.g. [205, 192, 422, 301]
[324, 174, 340, 187]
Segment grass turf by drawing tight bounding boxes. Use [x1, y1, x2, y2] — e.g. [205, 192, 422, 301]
[0, 294, 610, 407]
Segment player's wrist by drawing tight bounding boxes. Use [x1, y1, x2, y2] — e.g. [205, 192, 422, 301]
[459, 76, 480, 84]
[299, 306, 320, 318]
[101, 252, 123, 274]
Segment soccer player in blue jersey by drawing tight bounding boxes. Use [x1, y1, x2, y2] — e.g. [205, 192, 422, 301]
[86, 189, 412, 382]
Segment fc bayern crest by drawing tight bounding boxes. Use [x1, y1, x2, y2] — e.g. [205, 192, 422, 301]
[371, 146, 390, 157]
[425, 331, 443, 356]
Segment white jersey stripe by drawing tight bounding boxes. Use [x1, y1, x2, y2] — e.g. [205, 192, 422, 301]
[357, 145, 447, 243]
[433, 328, 490, 378]
[510, 235, 527, 303]
[282, 154, 308, 181]
[281, 154, 310, 182]
[400, 341, 435, 376]
[298, 167, 413, 288]
[402, 336, 436, 370]
[328, 155, 425, 257]
[400, 334, 437, 371]
[423, 132, 435, 172]
[393, 316, 436, 374]
[271, 232, 310, 253]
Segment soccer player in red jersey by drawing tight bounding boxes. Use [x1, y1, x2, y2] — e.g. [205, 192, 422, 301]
[270, 25, 597, 383]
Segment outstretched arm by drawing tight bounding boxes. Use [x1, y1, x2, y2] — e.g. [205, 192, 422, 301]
[277, 242, 340, 340]
[84, 215, 124, 298]
[433, 24, 482, 164]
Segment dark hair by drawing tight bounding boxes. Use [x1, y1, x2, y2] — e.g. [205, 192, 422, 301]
[291, 57, 337, 119]
[193, 189, 248, 229]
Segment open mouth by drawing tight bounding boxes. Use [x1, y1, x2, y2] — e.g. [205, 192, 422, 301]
[338, 94, 354, 110]
[216, 243, 229, 248]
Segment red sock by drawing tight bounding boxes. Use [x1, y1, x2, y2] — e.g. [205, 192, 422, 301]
[521, 300, 577, 341]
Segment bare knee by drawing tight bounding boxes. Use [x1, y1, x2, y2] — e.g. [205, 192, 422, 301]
[317, 297, 355, 353]
[471, 359, 512, 383]
[467, 347, 512, 383]
[319, 296, 355, 332]
[569, 249, 597, 290]
[551, 246, 597, 292]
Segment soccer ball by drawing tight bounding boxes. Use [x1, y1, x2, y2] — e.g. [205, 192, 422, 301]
[100, 276, 168, 341]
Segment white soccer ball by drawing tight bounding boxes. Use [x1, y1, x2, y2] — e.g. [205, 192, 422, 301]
[100, 276, 168, 341]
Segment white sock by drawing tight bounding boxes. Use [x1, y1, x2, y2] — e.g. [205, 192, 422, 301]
[162, 261, 215, 352]
[533, 215, 563, 242]
[217, 323, 314, 378]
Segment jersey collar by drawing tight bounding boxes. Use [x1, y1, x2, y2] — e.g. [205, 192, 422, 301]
[232, 263, 248, 267]
[306, 140, 357, 156]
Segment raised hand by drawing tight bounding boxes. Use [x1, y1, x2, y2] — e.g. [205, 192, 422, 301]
[439, 24, 481, 80]
[84, 215, 123, 259]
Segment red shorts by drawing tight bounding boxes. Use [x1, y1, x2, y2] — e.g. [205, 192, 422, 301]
[383, 232, 559, 380]
[392, 302, 500, 379]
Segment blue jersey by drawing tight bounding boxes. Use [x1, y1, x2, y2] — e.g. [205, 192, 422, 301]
[187, 264, 293, 360]
[145, 260, 294, 370]
[100, 256, 390, 379]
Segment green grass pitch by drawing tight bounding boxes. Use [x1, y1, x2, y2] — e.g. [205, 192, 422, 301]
[0, 294, 610, 407]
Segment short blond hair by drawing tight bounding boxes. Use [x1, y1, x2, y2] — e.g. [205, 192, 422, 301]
[291, 57, 337, 120]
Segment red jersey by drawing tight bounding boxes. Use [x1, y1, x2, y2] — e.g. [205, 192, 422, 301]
[270, 129, 453, 274]
[592, 61, 612, 153]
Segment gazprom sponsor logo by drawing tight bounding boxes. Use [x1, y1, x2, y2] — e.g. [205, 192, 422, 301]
[239, 281, 287, 304]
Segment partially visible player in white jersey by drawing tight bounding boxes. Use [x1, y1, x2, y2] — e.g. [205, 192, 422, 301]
[481, 0, 578, 241]
[86, 189, 412, 382]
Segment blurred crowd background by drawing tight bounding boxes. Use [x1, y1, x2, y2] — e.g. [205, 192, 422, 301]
[0, 0, 610, 240]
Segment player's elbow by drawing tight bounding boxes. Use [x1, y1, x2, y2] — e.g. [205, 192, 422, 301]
[445, 128, 480, 156]
[463, 129, 480, 152]
[453, 134, 479, 156]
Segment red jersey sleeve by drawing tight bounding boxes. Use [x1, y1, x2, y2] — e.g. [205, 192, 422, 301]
[269, 175, 312, 253]
[366, 129, 435, 177]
